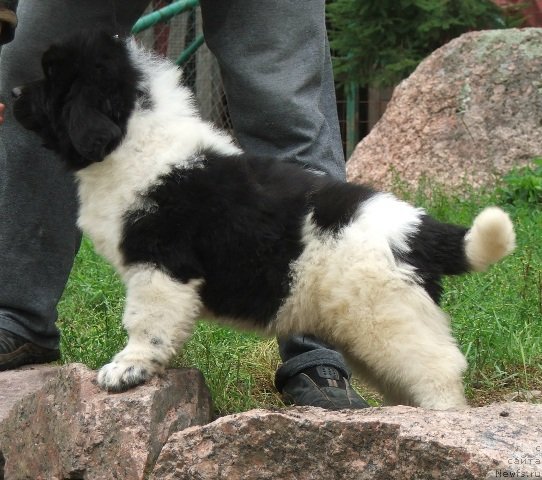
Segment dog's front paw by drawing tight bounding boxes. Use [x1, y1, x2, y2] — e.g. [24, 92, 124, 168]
[97, 360, 153, 392]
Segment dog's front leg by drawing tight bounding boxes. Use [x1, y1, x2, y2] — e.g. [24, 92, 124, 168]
[97, 267, 202, 392]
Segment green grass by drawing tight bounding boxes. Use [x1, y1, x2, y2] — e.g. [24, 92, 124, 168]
[57, 177, 542, 415]
[445, 202, 542, 400]
[58, 244, 126, 370]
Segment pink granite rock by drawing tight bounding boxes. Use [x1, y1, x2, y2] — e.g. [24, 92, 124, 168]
[0, 365, 59, 479]
[151, 403, 542, 480]
[347, 28, 542, 192]
[0, 363, 212, 480]
[0, 365, 58, 422]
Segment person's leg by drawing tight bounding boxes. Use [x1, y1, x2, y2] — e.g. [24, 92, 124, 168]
[200, 0, 345, 179]
[200, 0, 368, 408]
[0, 0, 149, 369]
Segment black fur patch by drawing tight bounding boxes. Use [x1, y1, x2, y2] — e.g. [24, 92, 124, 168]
[121, 152, 378, 326]
[310, 181, 376, 234]
[395, 215, 469, 302]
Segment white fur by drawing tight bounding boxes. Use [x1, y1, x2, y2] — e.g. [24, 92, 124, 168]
[354, 193, 425, 254]
[465, 207, 516, 272]
[76, 40, 240, 274]
[76, 41, 239, 390]
[274, 195, 467, 409]
[98, 267, 202, 390]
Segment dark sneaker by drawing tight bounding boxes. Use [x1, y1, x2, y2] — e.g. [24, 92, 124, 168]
[279, 365, 370, 409]
[0, 328, 60, 371]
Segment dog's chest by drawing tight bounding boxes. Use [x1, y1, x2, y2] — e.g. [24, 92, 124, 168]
[76, 167, 145, 270]
[77, 187, 127, 270]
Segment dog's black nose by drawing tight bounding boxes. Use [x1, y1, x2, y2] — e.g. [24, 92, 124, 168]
[11, 87, 22, 99]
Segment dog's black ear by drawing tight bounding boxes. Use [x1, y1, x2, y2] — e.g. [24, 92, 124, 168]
[65, 95, 122, 162]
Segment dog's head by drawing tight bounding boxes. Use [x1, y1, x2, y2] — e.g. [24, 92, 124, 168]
[13, 31, 140, 170]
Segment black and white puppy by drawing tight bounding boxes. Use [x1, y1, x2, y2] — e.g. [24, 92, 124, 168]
[13, 32, 515, 409]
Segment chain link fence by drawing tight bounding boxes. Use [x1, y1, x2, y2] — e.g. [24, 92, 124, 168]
[133, 3, 233, 132]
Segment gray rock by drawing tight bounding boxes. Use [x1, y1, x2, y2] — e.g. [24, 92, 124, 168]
[347, 28, 542, 192]
[0, 363, 212, 480]
[151, 403, 542, 480]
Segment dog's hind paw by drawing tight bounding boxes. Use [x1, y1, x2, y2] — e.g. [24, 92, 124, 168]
[97, 360, 153, 392]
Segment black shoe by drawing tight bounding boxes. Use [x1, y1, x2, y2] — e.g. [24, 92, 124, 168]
[279, 365, 370, 410]
[0, 328, 60, 371]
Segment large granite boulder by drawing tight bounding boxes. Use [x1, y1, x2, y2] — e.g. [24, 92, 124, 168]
[347, 28, 542, 192]
[151, 403, 542, 479]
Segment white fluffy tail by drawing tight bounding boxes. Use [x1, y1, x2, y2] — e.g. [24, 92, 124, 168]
[464, 207, 516, 272]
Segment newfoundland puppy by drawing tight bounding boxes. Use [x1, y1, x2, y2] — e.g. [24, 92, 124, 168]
[13, 31, 515, 409]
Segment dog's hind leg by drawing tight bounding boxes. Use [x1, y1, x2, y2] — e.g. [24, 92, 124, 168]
[97, 267, 202, 392]
[339, 289, 467, 410]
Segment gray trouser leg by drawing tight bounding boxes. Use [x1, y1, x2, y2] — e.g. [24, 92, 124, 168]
[0, 0, 149, 349]
[200, 0, 350, 384]
[200, 0, 345, 179]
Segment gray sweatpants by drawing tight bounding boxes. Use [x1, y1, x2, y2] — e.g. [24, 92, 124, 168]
[0, 0, 351, 381]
